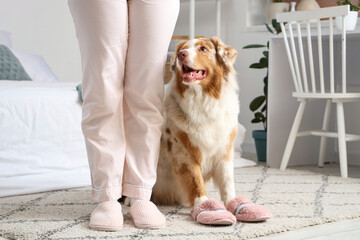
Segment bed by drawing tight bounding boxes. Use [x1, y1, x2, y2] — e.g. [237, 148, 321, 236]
[0, 80, 90, 197]
[0, 30, 253, 198]
[0, 80, 253, 198]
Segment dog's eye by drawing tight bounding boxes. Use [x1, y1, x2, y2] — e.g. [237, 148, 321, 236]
[200, 46, 207, 52]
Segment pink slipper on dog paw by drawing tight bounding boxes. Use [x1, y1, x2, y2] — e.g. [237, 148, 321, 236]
[190, 199, 236, 225]
[226, 196, 272, 222]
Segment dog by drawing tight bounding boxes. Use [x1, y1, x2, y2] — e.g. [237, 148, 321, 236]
[151, 36, 242, 224]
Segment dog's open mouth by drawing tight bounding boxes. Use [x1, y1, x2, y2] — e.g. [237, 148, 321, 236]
[181, 65, 207, 83]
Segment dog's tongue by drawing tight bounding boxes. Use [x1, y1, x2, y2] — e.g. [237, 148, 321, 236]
[182, 70, 205, 82]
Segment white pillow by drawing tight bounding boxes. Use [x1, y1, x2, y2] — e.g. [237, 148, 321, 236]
[11, 49, 59, 82]
[0, 31, 12, 48]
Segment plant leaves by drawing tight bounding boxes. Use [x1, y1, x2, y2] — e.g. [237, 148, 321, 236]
[250, 63, 267, 69]
[265, 24, 274, 34]
[272, 19, 282, 34]
[263, 51, 269, 58]
[261, 104, 267, 113]
[260, 57, 268, 65]
[255, 112, 265, 119]
[251, 119, 261, 123]
[250, 96, 266, 111]
[243, 44, 266, 49]
[259, 57, 268, 68]
[263, 76, 268, 85]
[254, 112, 266, 122]
[272, 19, 277, 29]
[249, 57, 268, 69]
[252, 111, 266, 124]
[337, 0, 360, 11]
[251, 118, 262, 123]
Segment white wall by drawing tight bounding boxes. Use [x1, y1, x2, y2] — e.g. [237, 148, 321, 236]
[0, 0, 82, 83]
[3, 0, 360, 165]
[0, 0, 273, 153]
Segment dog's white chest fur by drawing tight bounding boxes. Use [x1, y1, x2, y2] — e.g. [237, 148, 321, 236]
[167, 77, 239, 159]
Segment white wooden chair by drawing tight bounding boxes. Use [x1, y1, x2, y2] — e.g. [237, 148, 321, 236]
[276, 5, 360, 178]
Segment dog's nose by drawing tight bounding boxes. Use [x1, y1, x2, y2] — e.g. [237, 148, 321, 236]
[177, 50, 188, 61]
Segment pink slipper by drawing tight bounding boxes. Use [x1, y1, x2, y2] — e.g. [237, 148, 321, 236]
[129, 200, 166, 229]
[89, 201, 123, 231]
[190, 199, 236, 225]
[226, 196, 272, 222]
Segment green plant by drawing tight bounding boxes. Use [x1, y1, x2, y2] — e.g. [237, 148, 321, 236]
[273, 0, 283, 2]
[243, 19, 283, 131]
[337, 0, 360, 11]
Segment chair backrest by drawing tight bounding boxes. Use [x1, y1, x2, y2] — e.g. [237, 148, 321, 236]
[276, 5, 350, 95]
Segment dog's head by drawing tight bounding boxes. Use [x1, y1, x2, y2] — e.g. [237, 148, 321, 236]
[171, 36, 237, 99]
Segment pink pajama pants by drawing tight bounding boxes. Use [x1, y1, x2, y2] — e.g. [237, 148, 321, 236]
[68, 0, 179, 202]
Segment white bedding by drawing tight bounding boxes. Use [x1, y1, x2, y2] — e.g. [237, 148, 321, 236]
[0, 80, 90, 197]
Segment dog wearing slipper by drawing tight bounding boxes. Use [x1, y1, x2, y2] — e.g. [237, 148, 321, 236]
[151, 37, 272, 225]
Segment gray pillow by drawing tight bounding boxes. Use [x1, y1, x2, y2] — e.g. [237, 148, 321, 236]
[76, 83, 83, 102]
[0, 44, 31, 80]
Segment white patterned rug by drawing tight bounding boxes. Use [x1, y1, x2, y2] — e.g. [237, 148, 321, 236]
[1, 164, 360, 240]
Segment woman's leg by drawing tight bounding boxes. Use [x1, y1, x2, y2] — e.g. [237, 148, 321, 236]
[122, 0, 180, 201]
[68, 0, 128, 203]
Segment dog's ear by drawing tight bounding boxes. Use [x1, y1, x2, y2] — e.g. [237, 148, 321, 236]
[210, 36, 237, 66]
[171, 40, 187, 71]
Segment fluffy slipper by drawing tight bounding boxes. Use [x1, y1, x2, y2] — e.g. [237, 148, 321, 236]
[190, 199, 236, 225]
[89, 201, 123, 231]
[129, 200, 166, 229]
[226, 196, 272, 222]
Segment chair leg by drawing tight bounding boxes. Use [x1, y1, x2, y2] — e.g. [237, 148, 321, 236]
[336, 101, 348, 178]
[319, 100, 332, 167]
[280, 100, 307, 171]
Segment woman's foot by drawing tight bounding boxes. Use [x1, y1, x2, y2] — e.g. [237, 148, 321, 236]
[129, 200, 166, 229]
[89, 201, 123, 231]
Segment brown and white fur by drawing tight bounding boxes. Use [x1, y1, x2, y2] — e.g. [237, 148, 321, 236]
[151, 37, 239, 209]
